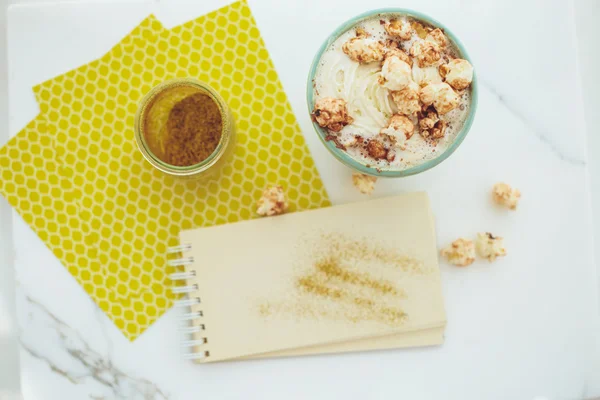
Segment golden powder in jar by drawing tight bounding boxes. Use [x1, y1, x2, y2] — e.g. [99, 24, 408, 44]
[143, 86, 223, 167]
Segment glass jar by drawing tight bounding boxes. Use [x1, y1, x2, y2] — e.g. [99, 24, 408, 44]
[134, 78, 235, 179]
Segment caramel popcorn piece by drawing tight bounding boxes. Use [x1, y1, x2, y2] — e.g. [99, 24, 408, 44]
[366, 139, 388, 160]
[391, 81, 421, 116]
[384, 19, 413, 40]
[342, 31, 385, 64]
[352, 173, 377, 195]
[422, 120, 447, 140]
[411, 21, 430, 39]
[418, 106, 446, 140]
[412, 63, 443, 86]
[440, 238, 476, 267]
[420, 112, 446, 141]
[492, 182, 521, 210]
[380, 114, 414, 150]
[409, 40, 441, 67]
[384, 45, 413, 67]
[312, 97, 354, 132]
[418, 106, 439, 131]
[257, 185, 288, 217]
[419, 82, 459, 115]
[430, 120, 447, 139]
[425, 28, 448, 49]
[379, 55, 413, 90]
[383, 38, 399, 50]
[475, 232, 507, 262]
[439, 59, 474, 90]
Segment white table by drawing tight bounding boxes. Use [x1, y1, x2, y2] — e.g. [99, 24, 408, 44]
[4, 0, 600, 399]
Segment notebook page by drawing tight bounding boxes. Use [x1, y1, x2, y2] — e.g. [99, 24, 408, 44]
[236, 325, 445, 361]
[233, 203, 445, 362]
[181, 192, 446, 362]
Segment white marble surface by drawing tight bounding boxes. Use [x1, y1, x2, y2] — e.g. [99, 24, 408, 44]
[2, 0, 600, 399]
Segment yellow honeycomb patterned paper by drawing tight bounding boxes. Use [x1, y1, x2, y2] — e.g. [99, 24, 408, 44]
[0, 16, 168, 337]
[32, 1, 331, 339]
[41, 14, 163, 206]
[0, 116, 112, 305]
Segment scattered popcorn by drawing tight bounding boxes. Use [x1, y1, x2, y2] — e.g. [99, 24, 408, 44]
[312, 97, 354, 132]
[419, 82, 459, 115]
[475, 232, 507, 262]
[492, 182, 521, 210]
[390, 81, 421, 116]
[409, 40, 441, 67]
[439, 59, 474, 90]
[380, 114, 414, 150]
[412, 63, 443, 86]
[257, 185, 288, 217]
[440, 238, 476, 267]
[384, 19, 413, 40]
[366, 139, 388, 160]
[425, 28, 448, 49]
[379, 55, 413, 90]
[352, 173, 377, 195]
[342, 30, 385, 63]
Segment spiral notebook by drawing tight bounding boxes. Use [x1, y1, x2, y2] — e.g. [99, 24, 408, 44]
[170, 193, 446, 362]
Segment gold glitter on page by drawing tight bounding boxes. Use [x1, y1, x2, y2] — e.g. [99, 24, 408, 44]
[259, 233, 429, 326]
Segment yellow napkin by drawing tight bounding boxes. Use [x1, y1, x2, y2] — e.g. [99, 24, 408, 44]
[0, 116, 110, 300]
[0, 17, 166, 330]
[30, 1, 330, 339]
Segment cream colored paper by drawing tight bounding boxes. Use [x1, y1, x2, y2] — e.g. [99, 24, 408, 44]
[181, 192, 446, 362]
[237, 326, 444, 361]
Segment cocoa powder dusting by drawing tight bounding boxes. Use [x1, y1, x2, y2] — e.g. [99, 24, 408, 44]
[325, 134, 347, 151]
[163, 92, 223, 166]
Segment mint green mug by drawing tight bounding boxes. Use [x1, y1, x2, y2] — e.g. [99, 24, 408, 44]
[306, 8, 478, 177]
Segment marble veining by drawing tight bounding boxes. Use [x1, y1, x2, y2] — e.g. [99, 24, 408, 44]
[19, 297, 168, 400]
[479, 79, 587, 167]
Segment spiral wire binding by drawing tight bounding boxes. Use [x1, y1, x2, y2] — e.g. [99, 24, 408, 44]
[168, 243, 209, 360]
[167, 243, 192, 254]
[175, 298, 201, 307]
[171, 284, 199, 294]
